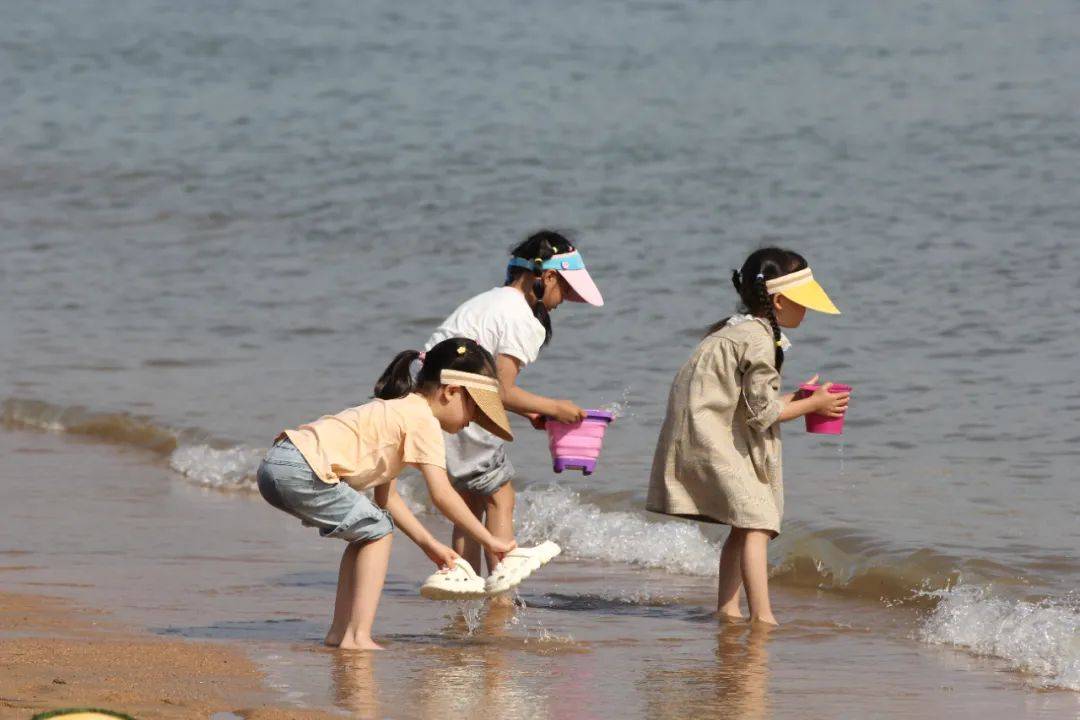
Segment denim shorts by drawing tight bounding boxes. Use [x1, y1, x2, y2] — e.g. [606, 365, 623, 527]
[256, 439, 394, 543]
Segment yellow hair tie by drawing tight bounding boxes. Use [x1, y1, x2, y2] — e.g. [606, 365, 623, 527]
[775, 340, 784, 348]
[457, 346, 467, 355]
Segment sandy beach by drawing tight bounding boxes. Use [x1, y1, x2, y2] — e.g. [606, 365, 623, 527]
[0, 591, 339, 719]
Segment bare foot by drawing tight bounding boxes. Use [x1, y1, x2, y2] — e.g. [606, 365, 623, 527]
[717, 611, 745, 623]
[337, 635, 384, 651]
[324, 631, 344, 647]
[750, 614, 779, 627]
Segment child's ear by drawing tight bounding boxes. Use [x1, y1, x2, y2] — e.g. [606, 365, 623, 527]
[773, 293, 785, 312]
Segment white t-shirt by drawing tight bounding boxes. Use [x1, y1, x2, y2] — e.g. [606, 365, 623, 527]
[424, 286, 546, 366]
[424, 287, 546, 482]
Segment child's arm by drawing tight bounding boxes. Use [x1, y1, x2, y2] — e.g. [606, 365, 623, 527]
[778, 374, 850, 422]
[495, 354, 587, 424]
[375, 480, 458, 569]
[412, 463, 517, 558]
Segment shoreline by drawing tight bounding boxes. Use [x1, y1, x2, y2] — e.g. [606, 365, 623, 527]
[2, 428, 1077, 718]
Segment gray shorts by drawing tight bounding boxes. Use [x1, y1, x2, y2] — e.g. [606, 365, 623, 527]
[257, 439, 394, 543]
[445, 426, 515, 497]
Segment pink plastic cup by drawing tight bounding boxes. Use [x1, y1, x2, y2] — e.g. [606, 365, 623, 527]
[545, 410, 615, 475]
[795, 383, 852, 435]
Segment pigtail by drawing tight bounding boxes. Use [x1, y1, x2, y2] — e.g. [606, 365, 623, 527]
[755, 274, 785, 370]
[373, 350, 421, 400]
[530, 269, 553, 347]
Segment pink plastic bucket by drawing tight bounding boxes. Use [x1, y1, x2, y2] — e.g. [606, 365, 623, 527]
[795, 383, 852, 435]
[545, 410, 614, 475]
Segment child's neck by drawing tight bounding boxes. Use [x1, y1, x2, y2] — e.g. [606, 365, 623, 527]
[506, 279, 533, 303]
[421, 391, 455, 433]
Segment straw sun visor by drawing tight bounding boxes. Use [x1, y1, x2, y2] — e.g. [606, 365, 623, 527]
[440, 369, 514, 441]
[765, 267, 841, 315]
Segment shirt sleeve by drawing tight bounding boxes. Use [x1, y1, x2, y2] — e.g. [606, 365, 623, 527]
[739, 334, 783, 432]
[493, 309, 545, 366]
[402, 417, 446, 469]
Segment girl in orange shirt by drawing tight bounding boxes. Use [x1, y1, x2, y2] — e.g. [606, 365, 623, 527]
[257, 338, 516, 650]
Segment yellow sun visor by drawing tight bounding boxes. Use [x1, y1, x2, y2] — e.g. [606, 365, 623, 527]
[765, 267, 841, 315]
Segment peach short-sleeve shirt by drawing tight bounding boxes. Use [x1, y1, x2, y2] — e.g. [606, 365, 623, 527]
[281, 393, 445, 490]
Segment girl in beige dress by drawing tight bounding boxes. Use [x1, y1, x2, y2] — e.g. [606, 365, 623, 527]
[647, 247, 849, 625]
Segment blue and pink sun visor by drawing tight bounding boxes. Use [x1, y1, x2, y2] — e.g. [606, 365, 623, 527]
[507, 250, 604, 306]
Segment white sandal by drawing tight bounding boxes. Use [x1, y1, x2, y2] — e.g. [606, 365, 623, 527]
[485, 541, 562, 595]
[420, 558, 487, 600]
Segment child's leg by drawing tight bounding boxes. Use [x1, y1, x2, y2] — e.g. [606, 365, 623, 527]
[740, 530, 778, 626]
[482, 482, 515, 575]
[717, 527, 745, 619]
[326, 541, 361, 646]
[451, 489, 485, 573]
[337, 534, 393, 650]
[482, 482, 516, 607]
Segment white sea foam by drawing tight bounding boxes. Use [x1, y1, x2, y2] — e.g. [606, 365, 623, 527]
[168, 444, 265, 489]
[515, 485, 719, 576]
[388, 481, 719, 577]
[919, 585, 1080, 690]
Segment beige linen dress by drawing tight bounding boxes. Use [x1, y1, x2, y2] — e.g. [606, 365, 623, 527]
[646, 317, 786, 534]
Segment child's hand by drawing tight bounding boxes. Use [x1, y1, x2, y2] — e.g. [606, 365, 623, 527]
[811, 382, 850, 418]
[487, 537, 517, 562]
[424, 541, 460, 571]
[526, 413, 548, 430]
[550, 400, 587, 424]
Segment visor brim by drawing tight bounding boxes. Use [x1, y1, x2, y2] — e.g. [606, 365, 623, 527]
[559, 268, 604, 306]
[465, 386, 514, 441]
[779, 280, 841, 315]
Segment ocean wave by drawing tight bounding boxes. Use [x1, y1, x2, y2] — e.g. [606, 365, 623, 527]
[3, 396, 1053, 619]
[515, 485, 720, 576]
[168, 444, 264, 490]
[919, 585, 1080, 691]
[1, 397, 267, 491]
[2, 397, 183, 454]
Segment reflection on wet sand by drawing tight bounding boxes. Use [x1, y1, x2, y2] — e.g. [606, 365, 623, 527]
[330, 602, 559, 720]
[414, 603, 550, 720]
[330, 650, 380, 719]
[645, 623, 773, 720]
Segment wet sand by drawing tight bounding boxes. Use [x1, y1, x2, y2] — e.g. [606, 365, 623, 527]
[0, 592, 337, 719]
[2, 429, 1077, 719]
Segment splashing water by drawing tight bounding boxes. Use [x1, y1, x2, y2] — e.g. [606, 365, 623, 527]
[506, 592, 571, 645]
[447, 600, 486, 636]
[600, 387, 634, 419]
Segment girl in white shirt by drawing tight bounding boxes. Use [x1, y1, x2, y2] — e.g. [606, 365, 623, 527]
[425, 231, 604, 587]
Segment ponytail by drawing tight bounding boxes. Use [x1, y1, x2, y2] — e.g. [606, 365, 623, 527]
[530, 277, 553, 347]
[373, 350, 421, 400]
[372, 339, 496, 400]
